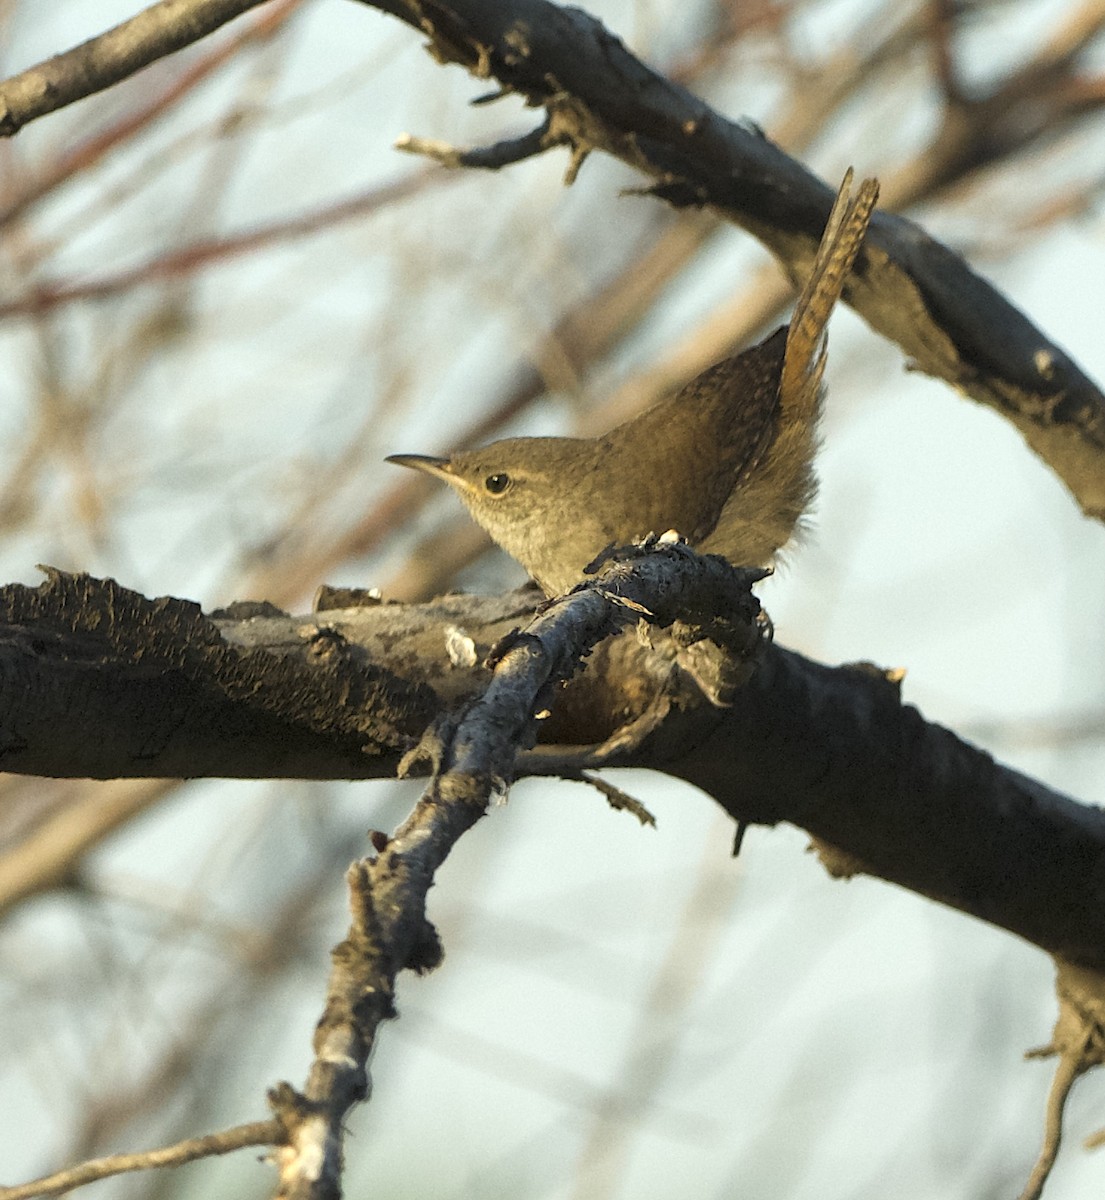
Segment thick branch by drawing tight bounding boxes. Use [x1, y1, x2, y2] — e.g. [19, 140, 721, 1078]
[3, 566, 1103, 974]
[622, 644, 1105, 971]
[0, 569, 446, 779]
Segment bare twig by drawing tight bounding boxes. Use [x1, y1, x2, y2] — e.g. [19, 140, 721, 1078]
[580, 771, 656, 826]
[1018, 959, 1105, 1198]
[0, 0, 307, 227]
[271, 547, 764, 1197]
[395, 117, 555, 169]
[0, 1119, 281, 1200]
[268, 800, 475, 1200]
[1019, 1032, 1090, 1200]
[0, 0, 272, 137]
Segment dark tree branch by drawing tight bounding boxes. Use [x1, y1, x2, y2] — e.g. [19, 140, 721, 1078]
[0, 568, 440, 780]
[3, 564, 1104, 978]
[0, 552, 765, 783]
[357, 0, 1105, 520]
[609, 642, 1105, 972]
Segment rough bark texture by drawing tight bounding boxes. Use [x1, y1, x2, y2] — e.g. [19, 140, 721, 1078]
[2, 563, 1104, 978]
[0, 568, 440, 778]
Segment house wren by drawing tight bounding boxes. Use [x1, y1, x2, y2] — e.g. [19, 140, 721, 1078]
[388, 172, 879, 596]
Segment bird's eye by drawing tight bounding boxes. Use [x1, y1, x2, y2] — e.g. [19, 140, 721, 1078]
[484, 473, 511, 495]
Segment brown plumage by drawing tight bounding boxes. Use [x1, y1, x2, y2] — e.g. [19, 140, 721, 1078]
[388, 171, 880, 596]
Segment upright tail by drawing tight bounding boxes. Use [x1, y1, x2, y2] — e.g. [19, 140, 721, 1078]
[779, 169, 880, 422]
[698, 170, 879, 567]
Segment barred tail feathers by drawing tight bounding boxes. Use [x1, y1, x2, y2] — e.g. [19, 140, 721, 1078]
[699, 171, 879, 567]
[779, 171, 880, 423]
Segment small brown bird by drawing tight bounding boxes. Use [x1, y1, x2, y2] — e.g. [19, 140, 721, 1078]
[388, 171, 879, 596]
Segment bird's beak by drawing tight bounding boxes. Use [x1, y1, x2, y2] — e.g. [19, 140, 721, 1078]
[385, 453, 455, 481]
